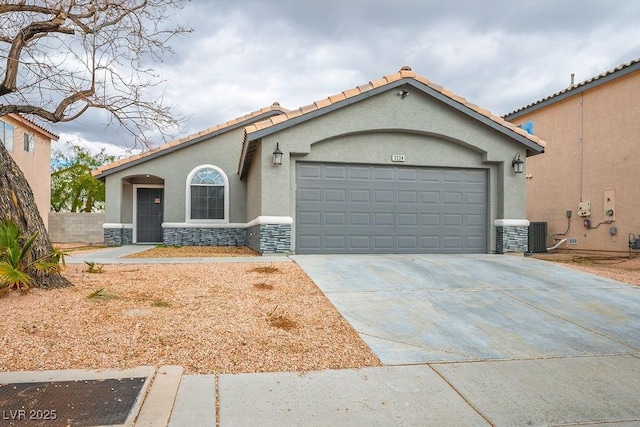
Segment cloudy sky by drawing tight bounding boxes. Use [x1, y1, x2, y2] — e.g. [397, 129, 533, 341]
[56, 0, 640, 156]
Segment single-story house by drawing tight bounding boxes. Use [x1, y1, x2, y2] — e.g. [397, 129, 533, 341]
[94, 66, 545, 254]
[504, 58, 640, 253]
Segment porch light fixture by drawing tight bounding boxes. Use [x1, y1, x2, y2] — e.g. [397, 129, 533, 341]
[272, 143, 283, 166]
[512, 153, 524, 174]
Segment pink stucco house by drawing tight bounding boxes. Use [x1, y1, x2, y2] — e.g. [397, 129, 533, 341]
[1, 113, 58, 228]
[505, 58, 640, 253]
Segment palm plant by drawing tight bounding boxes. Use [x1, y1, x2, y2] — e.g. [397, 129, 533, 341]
[0, 220, 65, 293]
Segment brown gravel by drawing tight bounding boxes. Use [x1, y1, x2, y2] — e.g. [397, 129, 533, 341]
[123, 246, 259, 258]
[531, 252, 640, 287]
[0, 262, 380, 374]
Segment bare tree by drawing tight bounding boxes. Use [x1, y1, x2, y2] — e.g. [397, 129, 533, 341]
[0, 0, 190, 288]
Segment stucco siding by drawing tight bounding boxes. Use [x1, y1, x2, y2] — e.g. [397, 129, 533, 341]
[511, 71, 640, 252]
[2, 116, 53, 229]
[103, 129, 248, 225]
[254, 88, 528, 253]
[246, 141, 263, 221]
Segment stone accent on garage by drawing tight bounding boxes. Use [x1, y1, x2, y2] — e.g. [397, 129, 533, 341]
[103, 224, 133, 247]
[495, 219, 530, 253]
[247, 223, 292, 254]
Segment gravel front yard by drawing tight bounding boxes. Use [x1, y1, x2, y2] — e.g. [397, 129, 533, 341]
[2, 248, 637, 375]
[531, 252, 640, 287]
[0, 262, 381, 375]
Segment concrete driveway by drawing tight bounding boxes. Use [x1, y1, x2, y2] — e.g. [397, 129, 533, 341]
[288, 254, 640, 426]
[292, 254, 639, 364]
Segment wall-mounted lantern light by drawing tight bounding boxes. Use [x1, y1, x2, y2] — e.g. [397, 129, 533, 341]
[512, 153, 524, 174]
[272, 143, 283, 166]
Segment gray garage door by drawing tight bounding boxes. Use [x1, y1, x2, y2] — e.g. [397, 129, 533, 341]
[296, 163, 487, 254]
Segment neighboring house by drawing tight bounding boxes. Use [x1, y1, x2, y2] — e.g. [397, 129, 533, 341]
[504, 58, 640, 253]
[94, 67, 545, 254]
[0, 113, 58, 229]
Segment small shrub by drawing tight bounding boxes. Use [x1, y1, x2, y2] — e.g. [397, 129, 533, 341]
[253, 281, 273, 290]
[84, 261, 104, 273]
[250, 265, 280, 274]
[266, 305, 297, 331]
[0, 219, 65, 294]
[267, 313, 297, 331]
[151, 300, 170, 307]
[87, 288, 118, 301]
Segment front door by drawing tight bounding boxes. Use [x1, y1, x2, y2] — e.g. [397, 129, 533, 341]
[137, 188, 164, 243]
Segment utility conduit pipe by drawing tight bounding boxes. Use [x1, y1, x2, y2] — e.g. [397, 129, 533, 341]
[547, 238, 567, 251]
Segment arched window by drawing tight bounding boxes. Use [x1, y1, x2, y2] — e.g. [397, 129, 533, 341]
[187, 165, 228, 221]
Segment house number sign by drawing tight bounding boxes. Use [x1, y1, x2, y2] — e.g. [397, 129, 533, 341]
[392, 154, 405, 162]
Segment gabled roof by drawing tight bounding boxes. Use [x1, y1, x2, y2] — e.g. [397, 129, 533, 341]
[93, 103, 288, 179]
[238, 66, 546, 178]
[1, 112, 58, 140]
[504, 57, 640, 120]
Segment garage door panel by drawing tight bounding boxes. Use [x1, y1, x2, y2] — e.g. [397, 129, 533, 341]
[325, 189, 346, 202]
[374, 168, 394, 181]
[398, 236, 418, 249]
[298, 212, 321, 225]
[398, 213, 418, 227]
[422, 236, 441, 249]
[374, 190, 394, 203]
[443, 214, 463, 226]
[299, 188, 321, 202]
[349, 189, 370, 202]
[373, 236, 394, 249]
[296, 163, 487, 254]
[325, 165, 346, 179]
[350, 236, 371, 249]
[444, 192, 463, 205]
[398, 169, 418, 182]
[349, 212, 370, 226]
[398, 190, 418, 203]
[373, 213, 394, 226]
[349, 167, 371, 180]
[325, 235, 346, 249]
[325, 212, 346, 226]
[299, 164, 322, 178]
[422, 214, 440, 227]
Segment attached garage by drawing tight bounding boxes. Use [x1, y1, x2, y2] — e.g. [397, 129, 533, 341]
[296, 162, 487, 254]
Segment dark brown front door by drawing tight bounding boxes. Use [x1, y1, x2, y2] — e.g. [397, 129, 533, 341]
[137, 188, 164, 243]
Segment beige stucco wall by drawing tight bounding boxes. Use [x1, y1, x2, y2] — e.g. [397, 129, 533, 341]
[509, 71, 640, 252]
[1, 115, 53, 229]
[252, 87, 531, 252]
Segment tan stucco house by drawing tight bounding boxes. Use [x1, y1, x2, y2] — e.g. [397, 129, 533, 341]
[505, 58, 640, 253]
[1, 113, 58, 228]
[94, 67, 545, 254]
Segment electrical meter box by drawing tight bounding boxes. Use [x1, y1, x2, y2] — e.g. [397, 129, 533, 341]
[578, 201, 591, 217]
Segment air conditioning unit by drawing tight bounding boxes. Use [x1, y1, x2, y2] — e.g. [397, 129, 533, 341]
[528, 222, 547, 253]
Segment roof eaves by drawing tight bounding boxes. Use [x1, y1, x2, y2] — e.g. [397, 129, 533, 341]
[94, 106, 287, 179]
[3, 113, 58, 140]
[504, 57, 640, 120]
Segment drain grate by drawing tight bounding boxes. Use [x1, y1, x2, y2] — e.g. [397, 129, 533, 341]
[0, 377, 146, 426]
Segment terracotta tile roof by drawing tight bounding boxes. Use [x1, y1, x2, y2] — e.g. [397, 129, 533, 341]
[243, 66, 545, 144]
[239, 66, 546, 177]
[1, 112, 58, 140]
[504, 57, 640, 118]
[93, 103, 288, 178]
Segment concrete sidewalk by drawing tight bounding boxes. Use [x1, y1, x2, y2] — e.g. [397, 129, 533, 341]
[4, 357, 639, 426]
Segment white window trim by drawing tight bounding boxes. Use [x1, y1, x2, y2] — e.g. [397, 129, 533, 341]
[186, 164, 229, 223]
